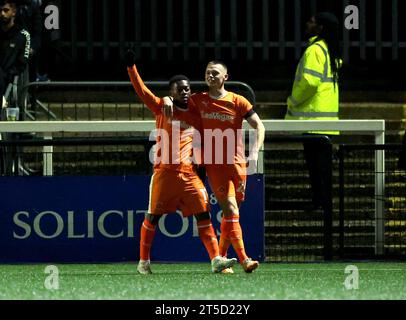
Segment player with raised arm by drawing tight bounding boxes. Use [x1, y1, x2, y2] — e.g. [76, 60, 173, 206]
[164, 61, 265, 273]
[125, 51, 237, 275]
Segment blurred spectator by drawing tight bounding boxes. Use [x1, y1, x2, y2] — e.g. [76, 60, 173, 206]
[16, 0, 41, 55]
[15, 0, 61, 81]
[0, 0, 30, 109]
[15, 0, 42, 81]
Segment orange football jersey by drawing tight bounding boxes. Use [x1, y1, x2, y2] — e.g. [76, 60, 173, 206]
[189, 92, 253, 165]
[128, 66, 200, 173]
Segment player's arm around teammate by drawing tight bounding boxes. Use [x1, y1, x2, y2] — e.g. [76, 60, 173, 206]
[125, 50, 237, 275]
[162, 61, 265, 273]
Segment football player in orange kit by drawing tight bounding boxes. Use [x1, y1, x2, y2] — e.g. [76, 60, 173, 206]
[125, 51, 237, 274]
[164, 61, 265, 273]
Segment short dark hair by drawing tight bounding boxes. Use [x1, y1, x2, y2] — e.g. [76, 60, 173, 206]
[207, 60, 228, 72]
[315, 12, 339, 27]
[0, 0, 17, 7]
[168, 74, 190, 88]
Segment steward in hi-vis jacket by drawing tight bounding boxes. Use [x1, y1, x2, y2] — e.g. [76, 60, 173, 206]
[285, 35, 340, 135]
[285, 12, 342, 215]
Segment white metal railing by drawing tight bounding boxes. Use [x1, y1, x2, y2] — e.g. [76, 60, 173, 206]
[0, 119, 385, 254]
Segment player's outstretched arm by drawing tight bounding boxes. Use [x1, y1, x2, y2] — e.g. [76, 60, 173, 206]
[125, 50, 161, 113]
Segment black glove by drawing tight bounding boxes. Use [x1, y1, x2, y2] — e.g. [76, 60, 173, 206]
[196, 165, 207, 183]
[124, 49, 136, 68]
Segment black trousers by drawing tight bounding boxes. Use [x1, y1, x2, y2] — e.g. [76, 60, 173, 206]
[399, 132, 406, 170]
[0, 69, 5, 109]
[302, 134, 333, 210]
[0, 70, 5, 173]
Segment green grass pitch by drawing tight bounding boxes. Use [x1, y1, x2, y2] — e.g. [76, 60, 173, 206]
[1, 262, 406, 300]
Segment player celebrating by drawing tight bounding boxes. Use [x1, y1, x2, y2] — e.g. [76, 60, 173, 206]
[125, 51, 237, 275]
[164, 61, 265, 273]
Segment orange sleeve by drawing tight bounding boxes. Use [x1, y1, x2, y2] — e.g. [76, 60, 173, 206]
[127, 65, 162, 115]
[236, 94, 253, 119]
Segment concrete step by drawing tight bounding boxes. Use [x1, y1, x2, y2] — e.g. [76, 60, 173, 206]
[266, 188, 406, 201]
[255, 102, 406, 119]
[340, 103, 406, 120]
[255, 91, 406, 104]
[387, 119, 406, 131]
[36, 84, 406, 101]
[265, 209, 406, 221]
[29, 102, 406, 143]
[32, 101, 406, 120]
[29, 103, 152, 121]
[265, 233, 375, 245]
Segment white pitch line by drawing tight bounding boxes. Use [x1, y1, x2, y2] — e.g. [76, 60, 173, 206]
[264, 269, 405, 272]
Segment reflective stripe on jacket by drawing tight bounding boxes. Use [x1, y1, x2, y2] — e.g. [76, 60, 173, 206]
[285, 37, 340, 135]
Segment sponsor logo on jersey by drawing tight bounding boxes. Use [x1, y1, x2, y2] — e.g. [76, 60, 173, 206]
[200, 111, 234, 122]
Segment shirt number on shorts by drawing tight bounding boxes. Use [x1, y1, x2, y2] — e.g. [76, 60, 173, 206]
[209, 193, 218, 205]
[200, 189, 209, 203]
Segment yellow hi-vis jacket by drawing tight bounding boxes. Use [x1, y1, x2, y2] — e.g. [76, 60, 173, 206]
[285, 36, 340, 135]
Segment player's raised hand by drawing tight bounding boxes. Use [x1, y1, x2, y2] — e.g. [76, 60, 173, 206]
[124, 49, 136, 68]
[162, 96, 174, 119]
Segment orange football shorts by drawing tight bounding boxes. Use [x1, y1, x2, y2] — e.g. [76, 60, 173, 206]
[205, 163, 247, 203]
[148, 169, 210, 216]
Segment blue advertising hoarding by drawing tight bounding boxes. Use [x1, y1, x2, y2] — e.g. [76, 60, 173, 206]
[0, 175, 264, 263]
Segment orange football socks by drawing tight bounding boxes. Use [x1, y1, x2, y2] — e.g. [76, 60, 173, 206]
[197, 219, 220, 260]
[220, 214, 249, 262]
[219, 235, 231, 257]
[140, 219, 156, 261]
